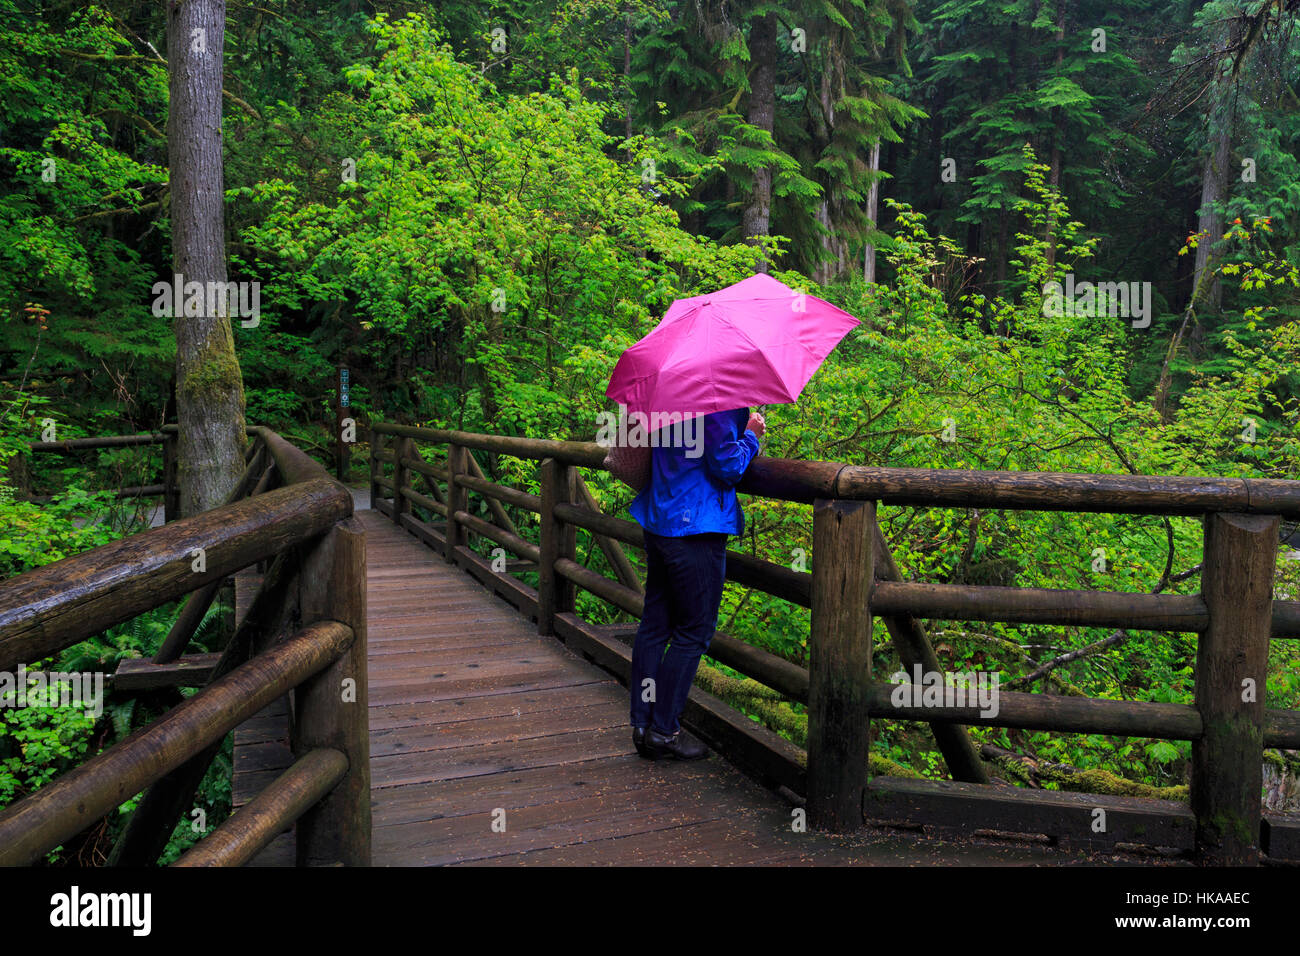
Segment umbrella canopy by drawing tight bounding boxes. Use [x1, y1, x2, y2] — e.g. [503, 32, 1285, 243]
[606, 273, 860, 417]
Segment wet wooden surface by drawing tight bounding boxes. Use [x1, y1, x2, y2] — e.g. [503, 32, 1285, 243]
[232, 506, 1082, 866]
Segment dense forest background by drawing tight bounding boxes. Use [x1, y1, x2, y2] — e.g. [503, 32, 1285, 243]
[2, 0, 1299, 862]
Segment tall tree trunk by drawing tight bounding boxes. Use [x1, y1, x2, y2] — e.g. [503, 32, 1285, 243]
[624, 5, 633, 154]
[1192, 75, 1232, 323]
[814, 32, 844, 286]
[863, 140, 882, 282]
[742, 12, 777, 272]
[1044, 0, 1067, 274]
[168, 0, 246, 516]
[995, 22, 1018, 304]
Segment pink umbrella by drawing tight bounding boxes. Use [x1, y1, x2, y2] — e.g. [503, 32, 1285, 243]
[606, 273, 860, 416]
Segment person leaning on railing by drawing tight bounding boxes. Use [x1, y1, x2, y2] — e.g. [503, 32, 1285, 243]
[627, 407, 765, 760]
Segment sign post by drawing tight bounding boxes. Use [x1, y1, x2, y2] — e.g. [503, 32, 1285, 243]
[336, 366, 350, 481]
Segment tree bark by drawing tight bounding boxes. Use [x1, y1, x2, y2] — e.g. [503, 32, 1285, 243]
[863, 140, 882, 282]
[813, 34, 847, 286]
[1192, 72, 1232, 323]
[1044, 0, 1067, 274]
[624, 5, 633, 153]
[742, 12, 777, 273]
[168, 0, 247, 517]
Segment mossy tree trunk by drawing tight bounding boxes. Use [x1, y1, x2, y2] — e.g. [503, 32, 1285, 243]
[168, 0, 246, 517]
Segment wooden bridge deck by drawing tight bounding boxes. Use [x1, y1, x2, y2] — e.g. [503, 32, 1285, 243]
[233, 508, 1068, 866]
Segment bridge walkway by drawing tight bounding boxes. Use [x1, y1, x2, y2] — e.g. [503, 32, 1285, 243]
[233, 509, 1064, 865]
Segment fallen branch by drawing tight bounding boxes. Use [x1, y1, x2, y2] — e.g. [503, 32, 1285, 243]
[981, 743, 1188, 801]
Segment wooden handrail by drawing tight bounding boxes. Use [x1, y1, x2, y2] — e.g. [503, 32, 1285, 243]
[549, 497, 1300, 637]
[371, 421, 1300, 517]
[28, 433, 167, 452]
[374, 422, 607, 468]
[0, 620, 353, 866]
[370, 417, 1300, 863]
[1, 426, 368, 867]
[248, 425, 336, 486]
[173, 748, 349, 867]
[0, 478, 350, 672]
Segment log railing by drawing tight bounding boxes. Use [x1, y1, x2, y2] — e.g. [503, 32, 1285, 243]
[370, 420, 1300, 865]
[22, 430, 180, 519]
[0, 427, 369, 867]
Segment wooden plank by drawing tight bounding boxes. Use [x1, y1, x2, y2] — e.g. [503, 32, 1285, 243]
[367, 679, 612, 731]
[245, 830, 295, 867]
[234, 739, 300, 775]
[375, 769, 765, 866]
[864, 777, 1196, 851]
[398, 512, 446, 553]
[115, 652, 222, 691]
[368, 637, 575, 666]
[368, 664, 598, 708]
[446, 816, 804, 867]
[368, 652, 590, 690]
[237, 502, 1182, 868]
[367, 631, 540, 657]
[370, 724, 635, 789]
[370, 701, 626, 758]
[371, 752, 719, 828]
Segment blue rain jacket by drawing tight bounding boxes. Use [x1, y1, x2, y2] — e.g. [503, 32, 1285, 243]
[629, 407, 760, 537]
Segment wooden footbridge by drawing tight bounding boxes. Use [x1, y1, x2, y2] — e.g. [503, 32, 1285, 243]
[3, 424, 1300, 866]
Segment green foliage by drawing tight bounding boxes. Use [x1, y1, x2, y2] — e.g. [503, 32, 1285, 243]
[4, 0, 1300, 850]
[0, 2, 173, 414]
[238, 13, 761, 436]
[693, 153, 1297, 790]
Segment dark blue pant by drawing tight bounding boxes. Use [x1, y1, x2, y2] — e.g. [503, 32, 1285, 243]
[629, 530, 728, 736]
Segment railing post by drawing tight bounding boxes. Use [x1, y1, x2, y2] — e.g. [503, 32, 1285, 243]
[392, 436, 411, 526]
[807, 498, 875, 831]
[335, 364, 349, 482]
[445, 443, 467, 561]
[1192, 511, 1277, 865]
[538, 458, 576, 636]
[293, 516, 370, 866]
[369, 429, 383, 509]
